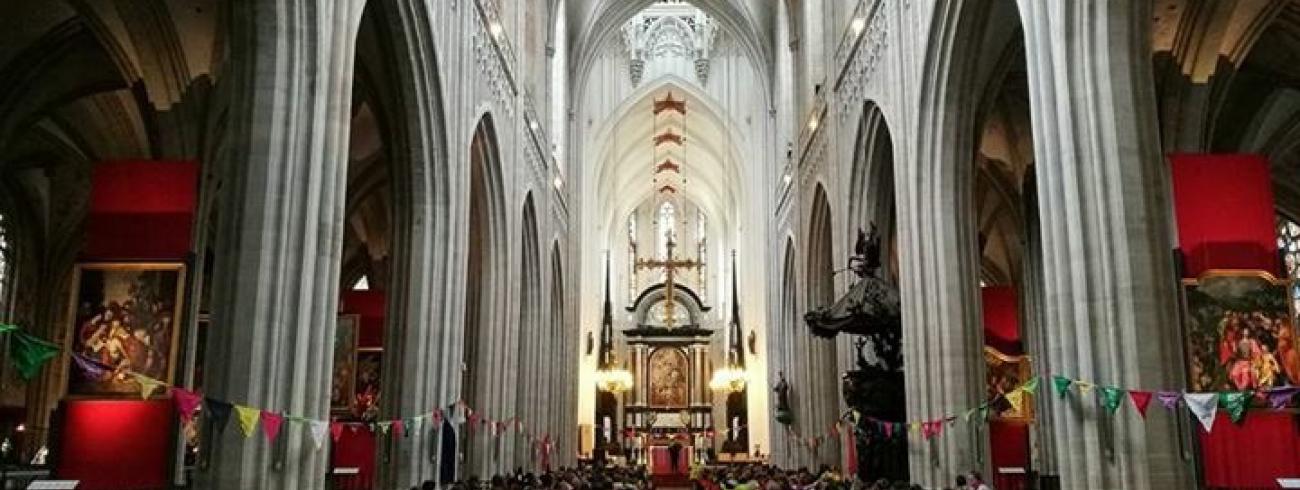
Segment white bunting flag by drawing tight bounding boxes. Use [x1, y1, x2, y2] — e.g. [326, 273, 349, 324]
[309, 421, 330, 450]
[1184, 393, 1218, 432]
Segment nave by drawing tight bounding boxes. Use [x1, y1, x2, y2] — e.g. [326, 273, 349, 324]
[3, 1, 1300, 489]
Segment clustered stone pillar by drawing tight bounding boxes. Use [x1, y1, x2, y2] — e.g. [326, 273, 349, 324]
[1017, 1, 1194, 488]
[197, 1, 366, 488]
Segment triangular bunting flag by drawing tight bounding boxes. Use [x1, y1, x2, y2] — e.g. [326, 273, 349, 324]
[235, 405, 260, 438]
[309, 420, 329, 449]
[377, 421, 392, 435]
[330, 421, 344, 442]
[206, 398, 233, 433]
[1052, 375, 1073, 398]
[1218, 391, 1249, 423]
[432, 409, 444, 426]
[1077, 381, 1095, 396]
[1267, 386, 1298, 410]
[261, 411, 283, 442]
[172, 387, 203, 423]
[8, 331, 60, 380]
[393, 420, 405, 438]
[1157, 391, 1182, 410]
[1021, 376, 1040, 394]
[882, 422, 893, 439]
[71, 353, 111, 380]
[1184, 393, 1218, 432]
[1129, 391, 1153, 418]
[1101, 387, 1125, 415]
[131, 373, 166, 399]
[1005, 390, 1026, 414]
[962, 407, 977, 423]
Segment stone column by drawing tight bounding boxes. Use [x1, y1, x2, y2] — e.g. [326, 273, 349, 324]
[197, 1, 365, 488]
[1017, 1, 1194, 488]
[371, 0, 462, 486]
[901, 1, 990, 482]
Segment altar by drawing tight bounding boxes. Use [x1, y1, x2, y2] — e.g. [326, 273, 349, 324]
[648, 445, 692, 475]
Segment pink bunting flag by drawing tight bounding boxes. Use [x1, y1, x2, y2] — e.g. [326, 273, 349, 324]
[882, 422, 893, 439]
[330, 421, 344, 442]
[1129, 390, 1154, 418]
[432, 409, 444, 426]
[172, 387, 203, 423]
[260, 411, 284, 443]
[467, 412, 480, 434]
[1156, 391, 1182, 410]
[392, 420, 405, 438]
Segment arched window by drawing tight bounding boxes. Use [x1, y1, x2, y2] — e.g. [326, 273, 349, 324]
[657, 201, 676, 259]
[1276, 216, 1300, 316]
[0, 211, 11, 317]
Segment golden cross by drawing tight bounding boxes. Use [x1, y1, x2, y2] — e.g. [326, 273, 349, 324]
[635, 233, 702, 327]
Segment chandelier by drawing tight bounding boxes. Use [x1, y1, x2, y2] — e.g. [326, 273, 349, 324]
[710, 251, 748, 393]
[595, 354, 635, 394]
[595, 252, 634, 394]
[709, 352, 747, 393]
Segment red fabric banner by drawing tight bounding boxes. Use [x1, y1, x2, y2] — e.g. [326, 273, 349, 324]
[332, 427, 377, 490]
[1169, 154, 1279, 277]
[55, 400, 172, 490]
[84, 161, 199, 260]
[982, 286, 1021, 355]
[340, 290, 386, 348]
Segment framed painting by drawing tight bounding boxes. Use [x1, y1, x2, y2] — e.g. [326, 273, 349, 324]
[985, 347, 1033, 421]
[331, 314, 360, 415]
[354, 348, 382, 419]
[648, 347, 688, 408]
[1182, 270, 1300, 392]
[66, 262, 186, 397]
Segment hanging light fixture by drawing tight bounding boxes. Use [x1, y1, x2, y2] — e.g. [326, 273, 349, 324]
[595, 252, 634, 394]
[710, 251, 747, 393]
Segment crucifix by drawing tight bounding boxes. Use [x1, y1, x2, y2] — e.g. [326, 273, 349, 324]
[636, 232, 702, 327]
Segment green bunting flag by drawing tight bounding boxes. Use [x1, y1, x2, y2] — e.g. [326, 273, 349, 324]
[1219, 391, 1249, 423]
[9, 330, 60, 380]
[1101, 387, 1125, 414]
[1022, 376, 1040, 394]
[1052, 375, 1072, 399]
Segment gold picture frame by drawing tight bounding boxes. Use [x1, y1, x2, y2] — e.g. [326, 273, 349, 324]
[66, 262, 187, 398]
[331, 314, 361, 414]
[985, 346, 1033, 421]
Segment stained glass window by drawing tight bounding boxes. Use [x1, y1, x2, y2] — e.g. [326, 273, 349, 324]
[657, 202, 676, 259]
[0, 211, 10, 317]
[1276, 216, 1300, 316]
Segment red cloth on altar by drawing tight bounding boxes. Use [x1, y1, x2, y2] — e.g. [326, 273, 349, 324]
[649, 446, 691, 475]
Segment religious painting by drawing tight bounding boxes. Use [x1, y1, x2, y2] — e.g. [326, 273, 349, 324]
[67, 262, 186, 397]
[648, 347, 689, 407]
[331, 314, 360, 414]
[985, 347, 1032, 421]
[1183, 271, 1300, 392]
[354, 349, 382, 419]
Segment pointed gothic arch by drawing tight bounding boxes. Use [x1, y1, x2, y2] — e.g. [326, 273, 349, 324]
[849, 101, 899, 283]
[462, 112, 509, 475]
[514, 192, 544, 469]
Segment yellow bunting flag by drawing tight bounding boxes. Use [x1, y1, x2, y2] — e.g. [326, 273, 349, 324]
[909, 422, 921, 434]
[131, 373, 165, 399]
[1077, 381, 1095, 396]
[235, 405, 260, 438]
[1005, 389, 1026, 413]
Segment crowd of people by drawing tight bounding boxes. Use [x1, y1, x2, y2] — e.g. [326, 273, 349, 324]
[408, 463, 997, 490]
